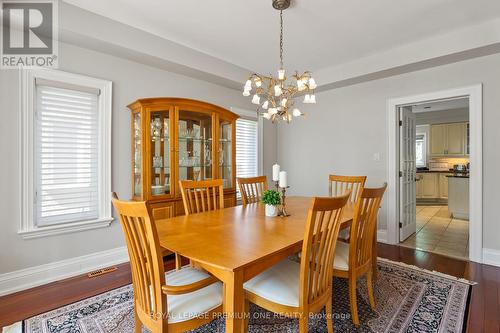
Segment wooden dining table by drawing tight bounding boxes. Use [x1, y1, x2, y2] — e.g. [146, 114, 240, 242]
[156, 196, 369, 333]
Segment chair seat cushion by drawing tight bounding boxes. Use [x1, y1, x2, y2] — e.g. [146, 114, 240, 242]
[333, 241, 350, 271]
[165, 267, 223, 323]
[243, 259, 300, 307]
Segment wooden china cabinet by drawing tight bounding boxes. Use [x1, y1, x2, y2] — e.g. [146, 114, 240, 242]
[127, 98, 238, 219]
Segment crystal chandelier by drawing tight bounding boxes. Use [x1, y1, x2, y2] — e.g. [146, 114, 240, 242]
[242, 0, 317, 123]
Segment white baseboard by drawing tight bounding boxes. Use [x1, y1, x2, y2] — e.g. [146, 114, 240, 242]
[0, 246, 128, 297]
[377, 229, 388, 244]
[483, 248, 500, 267]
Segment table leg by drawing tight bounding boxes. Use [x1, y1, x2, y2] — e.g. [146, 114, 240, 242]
[224, 270, 245, 333]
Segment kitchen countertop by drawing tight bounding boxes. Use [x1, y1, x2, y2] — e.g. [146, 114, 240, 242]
[446, 174, 470, 178]
[416, 169, 453, 173]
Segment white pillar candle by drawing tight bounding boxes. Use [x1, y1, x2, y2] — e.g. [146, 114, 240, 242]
[272, 164, 280, 181]
[279, 171, 287, 188]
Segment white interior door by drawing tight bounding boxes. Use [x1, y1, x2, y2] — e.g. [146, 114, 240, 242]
[399, 106, 417, 242]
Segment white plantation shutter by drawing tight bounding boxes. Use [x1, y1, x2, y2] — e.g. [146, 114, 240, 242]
[236, 118, 258, 199]
[35, 84, 99, 226]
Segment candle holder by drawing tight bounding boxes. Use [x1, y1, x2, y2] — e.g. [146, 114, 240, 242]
[279, 186, 290, 217]
[274, 180, 280, 191]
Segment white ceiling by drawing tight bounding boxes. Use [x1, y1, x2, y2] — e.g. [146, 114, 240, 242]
[63, 0, 500, 75]
[412, 98, 469, 113]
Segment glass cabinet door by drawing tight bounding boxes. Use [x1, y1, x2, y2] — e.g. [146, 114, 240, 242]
[133, 113, 142, 197]
[150, 111, 171, 196]
[178, 110, 213, 182]
[219, 119, 233, 189]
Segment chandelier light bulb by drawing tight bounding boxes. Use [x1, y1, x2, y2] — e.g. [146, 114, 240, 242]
[303, 94, 311, 103]
[252, 94, 261, 105]
[269, 107, 278, 115]
[262, 100, 269, 109]
[310, 94, 317, 104]
[274, 85, 283, 97]
[297, 78, 306, 91]
[278, 69, 286, 80]
[292, 108, 302, 117]
[245, 79, 252, 88]
[281, 98, 287, 107]
[242, 90, 251, 97]
[262, 112, 271, 119]
[308, 78, 317, 90]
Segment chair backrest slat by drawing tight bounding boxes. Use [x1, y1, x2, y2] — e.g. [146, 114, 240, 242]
[237, 176, 268, 205]
[349, 184, 387, 269]
[111, 194, 166, 327]
[299, 194, 350, 306]
[179, 179, 224, 215]
[328, 174, 367, 204]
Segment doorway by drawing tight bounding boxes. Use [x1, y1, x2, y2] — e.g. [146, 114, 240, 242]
[386, 85, 483, 263]
[399, 99, 470, 259]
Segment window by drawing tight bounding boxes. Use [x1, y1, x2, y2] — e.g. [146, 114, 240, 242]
[416, 134, 426, 167]
[20, 69, 112, 238]
[234, 110, 262, 200]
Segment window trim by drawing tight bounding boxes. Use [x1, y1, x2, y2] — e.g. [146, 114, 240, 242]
[19, 68, 113, 239]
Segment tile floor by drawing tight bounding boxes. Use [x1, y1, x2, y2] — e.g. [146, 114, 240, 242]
[400, 205, 469, 259]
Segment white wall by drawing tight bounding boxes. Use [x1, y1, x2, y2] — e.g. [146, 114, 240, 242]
[0, 41, 276, 274]
[277, 52, 500, 251]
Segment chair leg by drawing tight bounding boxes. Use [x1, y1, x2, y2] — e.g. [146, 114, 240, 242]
[326, 294, 334, 333]
[367, 269, 376, 310]
[134, 307, 142, 333]
[299, 315, 308, 333]
[175, 253, 182, 270]
[243, 299, 250, 333]
[348, 275, 360, 326]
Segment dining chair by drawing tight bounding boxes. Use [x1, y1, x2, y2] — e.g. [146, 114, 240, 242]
[332, 183, 387, 325]
[237, 176, 268, 205]
[328, 174, 367, 203]
[111, 193, 223, 333]
[179, 179, 224, 215]
[329, 174, 367, 243]
[243, 193, 351, 333]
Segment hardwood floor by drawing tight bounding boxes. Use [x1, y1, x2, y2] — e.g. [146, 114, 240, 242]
[1, 245, 499, 332]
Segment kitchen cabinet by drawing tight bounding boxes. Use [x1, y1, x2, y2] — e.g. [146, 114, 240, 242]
[439, 173, 451, 199]
[430, 124, 447, 155]
[430, 122, 467, 156]
[416, 174, 423, 198]
[448, 177, 469, 220]
[416, 172, 452, 200]
[420, 173, 439, 198]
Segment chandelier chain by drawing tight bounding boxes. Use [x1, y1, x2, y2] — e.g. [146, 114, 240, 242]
[280, 10, 284, 69]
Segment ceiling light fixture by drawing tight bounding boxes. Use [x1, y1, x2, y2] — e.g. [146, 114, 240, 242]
[242, 0, 316, 123]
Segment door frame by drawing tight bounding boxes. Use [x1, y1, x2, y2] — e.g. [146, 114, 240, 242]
[386, 84, 483, 263]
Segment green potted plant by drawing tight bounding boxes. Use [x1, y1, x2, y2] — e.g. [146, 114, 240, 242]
[262, 190, 281, 217]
